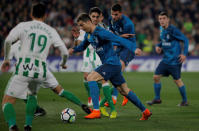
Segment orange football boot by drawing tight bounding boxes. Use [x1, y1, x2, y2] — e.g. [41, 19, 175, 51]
[122, 96, 128, 106]
[84, 109, 101, 119]
[139, 109, 152, 120]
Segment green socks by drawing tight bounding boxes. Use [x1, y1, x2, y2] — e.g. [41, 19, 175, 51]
[3, 103, 16, 128]
[59, 90, 82, 106]
[101, 84, 115, 112]
[25, 95, 37, 126]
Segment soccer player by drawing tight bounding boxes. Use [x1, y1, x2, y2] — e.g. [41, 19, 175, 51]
[107, 3, 137, 106]
[71, 7, 103, 107]
[69, 13, 152, 120]
[72, 7, 117, 118]
[146, 11, 189, 106]
[9, 41, 46, 117]
[1, 3, 90, 131]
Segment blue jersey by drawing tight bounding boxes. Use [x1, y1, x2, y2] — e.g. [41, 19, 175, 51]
[73, 26, 137, 65]
[108, 14, 136, 43]
[157, 25, 189, 65]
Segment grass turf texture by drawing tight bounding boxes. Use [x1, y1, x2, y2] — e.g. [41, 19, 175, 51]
[0, 72, 199, 131]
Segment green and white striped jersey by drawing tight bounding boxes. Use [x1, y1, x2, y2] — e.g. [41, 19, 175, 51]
[6, 20, 66, 78]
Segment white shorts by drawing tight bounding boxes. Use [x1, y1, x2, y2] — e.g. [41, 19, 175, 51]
[5, 70, 59, 99]
[80, 51, 102, 73]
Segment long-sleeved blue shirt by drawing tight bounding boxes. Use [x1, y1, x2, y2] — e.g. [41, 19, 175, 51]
[108, 14, 136, 43]
[157, 25, 189, 65]
[73, 26, 137, 65]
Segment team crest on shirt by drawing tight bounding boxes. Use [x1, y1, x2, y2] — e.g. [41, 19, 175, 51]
[87, 34, 90, 39]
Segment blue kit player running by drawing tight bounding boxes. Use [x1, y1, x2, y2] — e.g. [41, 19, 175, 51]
[147, 11, 189, 106]
[69, 13, 152, 120]
[107, 3, 137, 106]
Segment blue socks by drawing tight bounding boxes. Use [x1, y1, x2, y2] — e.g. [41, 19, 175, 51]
[88, 81, 99, 109]
[154, 83, 161, 100]
[178, 85, 187, 102]
[112, 86, 118, 99]
[126, 91, 146, 112]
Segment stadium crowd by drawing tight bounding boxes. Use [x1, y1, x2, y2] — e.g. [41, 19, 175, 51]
[0, 0, 199, 57]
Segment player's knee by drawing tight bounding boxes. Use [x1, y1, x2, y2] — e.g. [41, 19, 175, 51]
[83, 73, 89, 81]
[153, 75, 160, 83]
[174, 79, 184, 87]
[87, 75, 95, 82]
[2, 95, 16, 107]
[52, 85, 63, 94]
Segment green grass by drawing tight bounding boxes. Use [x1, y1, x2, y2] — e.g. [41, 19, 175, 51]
[0, 72, 199, 131]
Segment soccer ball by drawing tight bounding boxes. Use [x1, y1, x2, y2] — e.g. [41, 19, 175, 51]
[61, 108, 76, 123]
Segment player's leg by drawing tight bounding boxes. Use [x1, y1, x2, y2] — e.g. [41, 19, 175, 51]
[118, 83, 152, 120]
[84, 71, 103, 118]
[174, 79, 188, 106]
[83, 72, 93, 106]
[146, 74, 162, 105]
[25, 80, 42, 130]
[43, 71, 91, 114]
[99, 81, 116, 118]
[23, 86, 46, 117]
[119, 49, 135, 106]
[2, 95, 18, 130]
[171, 64, 188, 106]
[103, 86, 117, 107]
[2, 75, 31, 130]
[147, 62, 168, 105]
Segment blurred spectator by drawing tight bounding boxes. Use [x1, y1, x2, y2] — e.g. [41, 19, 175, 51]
[0, 0, 199, 56]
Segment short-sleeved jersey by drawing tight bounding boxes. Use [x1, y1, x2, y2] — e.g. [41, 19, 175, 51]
[157, 25, 189, 65]
[73, 26, 137, 65]
[6, 20, 66, 78]
[9, 41, 21, 60]
[108, 14, 136, 43]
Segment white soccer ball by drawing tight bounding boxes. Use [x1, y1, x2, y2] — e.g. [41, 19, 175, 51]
[61, 108, 76, 123]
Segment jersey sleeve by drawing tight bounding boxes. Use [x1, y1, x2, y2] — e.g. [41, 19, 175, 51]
[98, 29, 137, 55]
[73, 34, 89, 52]
[172, 28, 189, 55]
[5, 23, 23, 43]
[77, 30, 86, 41]
[51, 29, 65, 47]
[123, 22, 135, 34]
[9, 41, 21, 60]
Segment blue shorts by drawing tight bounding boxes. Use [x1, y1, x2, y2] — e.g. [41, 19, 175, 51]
[95, 64, 126, 86]
[155, 61, 182, 80]
[116, 47, 135, 66]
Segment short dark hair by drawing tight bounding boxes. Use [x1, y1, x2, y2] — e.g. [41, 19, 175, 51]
[111, 3, 122, 12]
[89, 7, 102, 15]
[159, 11, 169, 17]
[76, 13, 91, 23]
[32, 3, 46, 18]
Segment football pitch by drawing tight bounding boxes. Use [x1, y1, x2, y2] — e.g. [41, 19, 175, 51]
[0, 72, 199, 131]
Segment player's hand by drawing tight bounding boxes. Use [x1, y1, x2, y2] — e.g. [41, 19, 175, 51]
[69, 48, 74, 55]
[120, 34, 135, 38]
[1, 60, 10, 72]
[179, 54, 186, 63]
[155, 46, 162, 54]
[135, 48, 142, 56]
